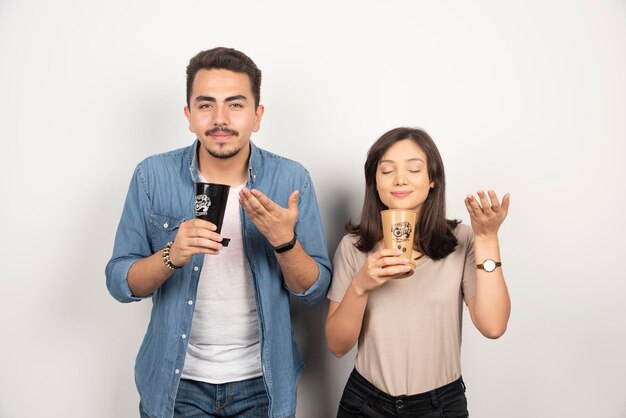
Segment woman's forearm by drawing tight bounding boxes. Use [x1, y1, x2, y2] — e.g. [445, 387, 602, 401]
[469, 234, 511, 338]
[326, 281, 370, 357]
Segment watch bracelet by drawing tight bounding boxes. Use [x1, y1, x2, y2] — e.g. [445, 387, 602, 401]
[162, 241, 183, 270]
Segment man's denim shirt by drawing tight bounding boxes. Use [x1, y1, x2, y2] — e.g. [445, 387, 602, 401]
[105, 141, 332, 418]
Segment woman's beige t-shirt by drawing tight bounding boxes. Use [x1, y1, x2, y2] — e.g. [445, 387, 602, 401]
[327, 224, 476, 396]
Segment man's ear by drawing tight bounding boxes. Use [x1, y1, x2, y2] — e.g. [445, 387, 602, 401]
[253, 104, 265, 132]
[184, 106, 193, 132]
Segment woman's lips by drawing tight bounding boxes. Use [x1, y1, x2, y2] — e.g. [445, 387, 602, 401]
[391, 191, 412, 197]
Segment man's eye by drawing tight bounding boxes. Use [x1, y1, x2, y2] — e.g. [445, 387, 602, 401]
[198, 103, 211, 109]
[230, 103, 243, 108]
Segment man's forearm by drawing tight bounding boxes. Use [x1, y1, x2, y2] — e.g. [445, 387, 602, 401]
[275, 241, 319, 294]
[128, 251, 174, 297]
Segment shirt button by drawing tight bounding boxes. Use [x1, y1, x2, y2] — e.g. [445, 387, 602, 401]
[193, 266, 199, 272]
[175, 369, 180, 374]
[187, 300, 193, 305]
[181, 334, 187, 339]
[163, 223, 168, 228]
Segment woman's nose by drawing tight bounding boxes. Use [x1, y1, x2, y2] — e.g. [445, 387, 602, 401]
[395, 175, 407, 186]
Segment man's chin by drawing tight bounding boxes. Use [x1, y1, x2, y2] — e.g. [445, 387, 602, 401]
[205, 144, 241, 159]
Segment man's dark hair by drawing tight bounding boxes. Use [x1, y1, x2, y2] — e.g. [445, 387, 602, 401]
[347, 127, 459, 260]
[186, 47, 262, 108]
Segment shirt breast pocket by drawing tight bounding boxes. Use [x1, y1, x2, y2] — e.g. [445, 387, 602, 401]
[149, 212, 186, 251]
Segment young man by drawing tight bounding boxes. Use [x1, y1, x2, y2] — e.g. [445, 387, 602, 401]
[106, 47, 332, 418]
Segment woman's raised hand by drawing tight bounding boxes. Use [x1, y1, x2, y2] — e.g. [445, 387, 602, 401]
[464, 190, 510, 238]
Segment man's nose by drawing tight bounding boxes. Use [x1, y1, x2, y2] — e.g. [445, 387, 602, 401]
[213, 105, 228, 125]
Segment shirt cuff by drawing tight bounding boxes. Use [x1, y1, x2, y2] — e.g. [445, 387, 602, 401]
[283, 263, 329, 304]
[106, 258, 150, 303]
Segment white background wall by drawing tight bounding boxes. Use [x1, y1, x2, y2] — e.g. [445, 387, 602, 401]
[1, 1, 625, 417]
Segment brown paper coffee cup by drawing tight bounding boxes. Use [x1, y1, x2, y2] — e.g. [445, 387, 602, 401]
[381, 209, 417, 277]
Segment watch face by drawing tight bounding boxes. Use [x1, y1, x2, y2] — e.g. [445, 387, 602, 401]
[483, 259, 496, 272]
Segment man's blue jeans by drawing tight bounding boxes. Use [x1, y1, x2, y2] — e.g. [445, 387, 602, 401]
[140, 376, 269, 418]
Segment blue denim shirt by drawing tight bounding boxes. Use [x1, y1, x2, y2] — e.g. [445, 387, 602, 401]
[105, 141, 332, 418]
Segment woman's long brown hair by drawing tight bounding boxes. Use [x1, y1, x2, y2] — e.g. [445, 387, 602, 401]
[347, 127, 459, 260]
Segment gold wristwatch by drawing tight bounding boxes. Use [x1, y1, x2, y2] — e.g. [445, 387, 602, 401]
[476, 259, 502, 273]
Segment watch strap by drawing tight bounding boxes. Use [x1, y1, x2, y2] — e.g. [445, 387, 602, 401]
[274, 232, 297, 253]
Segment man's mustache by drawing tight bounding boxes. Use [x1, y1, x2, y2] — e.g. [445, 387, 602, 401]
[205, 127, 239, 136]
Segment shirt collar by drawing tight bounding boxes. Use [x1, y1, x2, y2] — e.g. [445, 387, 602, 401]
[187, 139, 261, 184]
[187, 140, 202, 183]
[248, 140, 260, 184]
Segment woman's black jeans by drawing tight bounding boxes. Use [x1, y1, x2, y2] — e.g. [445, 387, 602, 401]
[337, 369, 469, 417]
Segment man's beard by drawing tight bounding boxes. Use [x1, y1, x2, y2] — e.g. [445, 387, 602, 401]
[203, 126, 241, 159]
[206, 143, 242, 159]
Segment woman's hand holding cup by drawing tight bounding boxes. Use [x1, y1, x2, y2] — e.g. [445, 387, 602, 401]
[351, 249, 412, 296]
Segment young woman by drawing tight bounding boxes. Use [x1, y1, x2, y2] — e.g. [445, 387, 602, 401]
[326, 127, 511, 418]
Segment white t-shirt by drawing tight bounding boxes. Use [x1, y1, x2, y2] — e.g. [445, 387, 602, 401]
[182, 181, 262, 383]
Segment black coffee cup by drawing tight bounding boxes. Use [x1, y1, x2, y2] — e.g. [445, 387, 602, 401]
[194, 182, 231, 247]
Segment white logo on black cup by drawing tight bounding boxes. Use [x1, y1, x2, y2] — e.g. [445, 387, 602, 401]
[195, 194, 211, 217]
